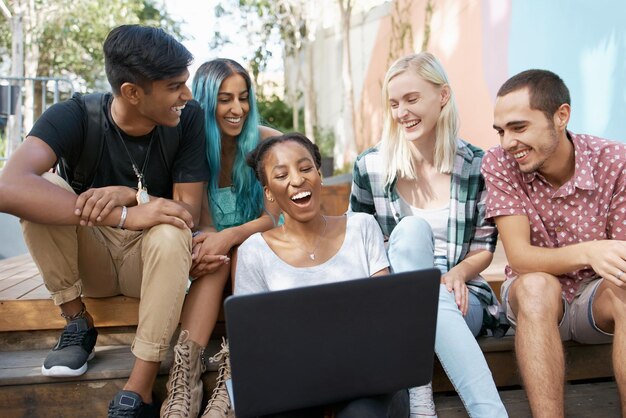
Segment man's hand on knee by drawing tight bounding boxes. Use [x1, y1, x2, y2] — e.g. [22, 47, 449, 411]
[75, 186, 136, 226]
[583, 240, 626, 287]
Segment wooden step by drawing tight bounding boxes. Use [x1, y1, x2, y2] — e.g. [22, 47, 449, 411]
[0, 366, 220, 418]
[433, 335, 614, 392]
[0, 338, 224, 418]
[0, 339, 617, 418]
[434, 379, 620, 417]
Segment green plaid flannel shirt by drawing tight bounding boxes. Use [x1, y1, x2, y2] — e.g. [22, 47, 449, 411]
[349, 139, 505, 335]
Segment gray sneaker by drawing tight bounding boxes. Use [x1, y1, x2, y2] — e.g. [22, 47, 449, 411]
[41, 316, 98, 377]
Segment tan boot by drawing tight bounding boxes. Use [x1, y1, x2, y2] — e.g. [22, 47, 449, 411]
[201, 338, 234, 418]
[161, 330, 206, 418]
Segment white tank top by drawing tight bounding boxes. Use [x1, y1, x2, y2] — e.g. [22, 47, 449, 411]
[399, 195, 449, 273]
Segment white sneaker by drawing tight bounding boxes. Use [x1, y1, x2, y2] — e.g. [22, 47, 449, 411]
[409, 382, 438, 417]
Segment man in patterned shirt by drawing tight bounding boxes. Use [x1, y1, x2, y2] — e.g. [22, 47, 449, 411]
[482, 69, 626, 417]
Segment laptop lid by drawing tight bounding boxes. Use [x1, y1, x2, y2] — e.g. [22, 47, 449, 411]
[224, 269, 440, 418]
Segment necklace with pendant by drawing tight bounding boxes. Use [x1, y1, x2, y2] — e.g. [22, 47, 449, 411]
[282, 216, 328, 260]
[113, 125, 155, 205]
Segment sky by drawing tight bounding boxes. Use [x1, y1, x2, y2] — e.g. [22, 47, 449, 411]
[162, 0, 282, 82]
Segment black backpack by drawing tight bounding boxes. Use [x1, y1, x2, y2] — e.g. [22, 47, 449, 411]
[58, 92, 182, 194]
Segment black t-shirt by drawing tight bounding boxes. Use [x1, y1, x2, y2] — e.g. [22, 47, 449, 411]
[29, 93, 209, 198]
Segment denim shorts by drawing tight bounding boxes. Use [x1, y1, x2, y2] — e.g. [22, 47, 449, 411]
[501, 277, 613, 344]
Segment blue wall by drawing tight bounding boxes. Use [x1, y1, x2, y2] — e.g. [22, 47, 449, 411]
[509, 0, 626, 142]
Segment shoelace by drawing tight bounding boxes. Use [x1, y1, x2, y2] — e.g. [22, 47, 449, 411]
[207, 338, 229, 365]
[203, 340, 232, 415]
[409, 384, 436, 414]
[162, 343, 193, 415]
[57, 328, 90, 349]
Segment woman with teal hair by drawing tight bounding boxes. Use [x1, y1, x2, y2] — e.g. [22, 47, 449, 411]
[161, 58, 280, 418]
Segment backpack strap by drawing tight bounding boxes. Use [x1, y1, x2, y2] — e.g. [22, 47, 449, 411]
[70, 92, 108, 194]
[65, 92, 180, 193]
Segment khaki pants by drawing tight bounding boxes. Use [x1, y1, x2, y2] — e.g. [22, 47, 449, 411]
[21, 173, 192, 362]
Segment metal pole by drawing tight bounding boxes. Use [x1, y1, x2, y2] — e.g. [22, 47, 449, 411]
[5, 3, 24, 157]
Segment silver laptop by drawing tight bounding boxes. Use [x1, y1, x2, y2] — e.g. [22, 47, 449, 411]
[224, 269, 440, 418]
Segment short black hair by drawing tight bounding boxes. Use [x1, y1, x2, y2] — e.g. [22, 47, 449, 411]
[246, 132, 322, 185]
[497, 69, 571, 121]
[103, 25, 193, 95]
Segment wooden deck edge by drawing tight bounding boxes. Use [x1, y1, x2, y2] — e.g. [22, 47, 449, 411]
[0, 296, 140, 332]
[433, 339, 614, 392]
[0, 340, 225, 387]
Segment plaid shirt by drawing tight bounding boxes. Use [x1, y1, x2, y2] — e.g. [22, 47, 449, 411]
[349, 139, 503, 333]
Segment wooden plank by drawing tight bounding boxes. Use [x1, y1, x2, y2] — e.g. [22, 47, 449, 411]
[0, 370, 223, 418]
[0, 296, 141, 332]
[19, 282, 50, 300]
[433, 338, 613, 392]
[435, 380, 620, 418]
[0, 340, 225, 387]
[0, 274, 34, 295]
[0, 253, 32, 269]
[0, 346, 170, 386]
[0, 263, 39, 283]
[0, 275, 46, 299]
[0, 327, 139, 351]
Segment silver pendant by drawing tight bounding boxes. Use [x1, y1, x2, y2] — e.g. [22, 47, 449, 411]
[309, 253, 315, 260]
[136, 180, 150, 205]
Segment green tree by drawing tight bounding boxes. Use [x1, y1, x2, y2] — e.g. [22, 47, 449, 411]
[212, 0, 318, 140]
[0, 0, 182, 88]
[257, 93, 303, 134]
[0, 0, 182, 154]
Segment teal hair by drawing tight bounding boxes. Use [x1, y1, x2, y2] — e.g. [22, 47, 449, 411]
[192, 59, 264, 229]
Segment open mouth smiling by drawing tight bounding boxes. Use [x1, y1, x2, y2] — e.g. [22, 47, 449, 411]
[171, 104, 186, 115]
[290, 190, 312, 205]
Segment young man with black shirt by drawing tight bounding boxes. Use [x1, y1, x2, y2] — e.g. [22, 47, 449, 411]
[0, 25, 209, 417]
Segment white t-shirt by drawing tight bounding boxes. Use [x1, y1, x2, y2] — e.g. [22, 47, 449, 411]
[235, 212, 389, 295]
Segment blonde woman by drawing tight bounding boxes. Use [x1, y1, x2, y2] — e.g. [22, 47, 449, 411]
[350, 52, 507, 417]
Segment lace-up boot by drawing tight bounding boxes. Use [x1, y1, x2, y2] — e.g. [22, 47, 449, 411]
[201, 338, 234, 418]
[161, 330, 206, 417]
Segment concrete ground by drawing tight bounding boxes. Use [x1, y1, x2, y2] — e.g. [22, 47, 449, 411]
[0, 212, 27, 259]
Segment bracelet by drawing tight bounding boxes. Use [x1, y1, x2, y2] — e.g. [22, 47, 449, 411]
[60, 302, 86, 320]
[117, 206, 128, 229]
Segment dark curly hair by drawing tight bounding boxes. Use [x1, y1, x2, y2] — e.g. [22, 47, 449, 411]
[246, 132, 322, 185]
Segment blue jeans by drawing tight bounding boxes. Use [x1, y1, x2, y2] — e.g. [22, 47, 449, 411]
[387, 216, 507, 418]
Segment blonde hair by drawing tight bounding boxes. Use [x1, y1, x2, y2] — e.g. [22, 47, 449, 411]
[380, 52, 459, 187]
